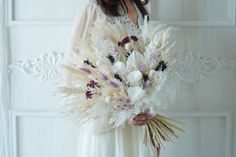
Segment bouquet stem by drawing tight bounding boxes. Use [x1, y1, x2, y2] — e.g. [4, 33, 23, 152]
[156, 146, 160, 157]
[143, 114, 184, 152]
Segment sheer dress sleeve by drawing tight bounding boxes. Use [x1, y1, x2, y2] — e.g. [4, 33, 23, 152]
[59, 1, 114, 134]
[66, 2, 106, 59]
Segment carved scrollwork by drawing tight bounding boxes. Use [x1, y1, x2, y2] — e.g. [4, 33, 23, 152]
[8, 51, 236, 84]
[8, 52, 64, 82]
[172, 52, 236, 84]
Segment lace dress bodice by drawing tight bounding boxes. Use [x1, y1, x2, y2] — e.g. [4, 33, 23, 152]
[65, 0, 144, 59]
[90, 0, 144, 33]
[111, 2, 144, 33]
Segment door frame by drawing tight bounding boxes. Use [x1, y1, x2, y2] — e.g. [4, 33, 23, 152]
[0, 0, 10, 156]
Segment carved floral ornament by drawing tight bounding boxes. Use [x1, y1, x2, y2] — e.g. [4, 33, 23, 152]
[8, 52, 64, 82]
[8, 51, 236, 84]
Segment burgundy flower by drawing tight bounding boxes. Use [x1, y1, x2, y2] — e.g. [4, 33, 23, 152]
[85, 91, 93, 99]
[118, 35, 138, 47]
[118, 37, 129, 47]
[87, 80, 100, 88]
[130, 35, 138, 41]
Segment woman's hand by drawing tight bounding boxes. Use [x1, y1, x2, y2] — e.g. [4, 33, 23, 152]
[132, 110, 152, 126]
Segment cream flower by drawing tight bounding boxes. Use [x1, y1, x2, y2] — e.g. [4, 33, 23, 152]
[127, 86, 145, 102]
[126, 71, 142, 84]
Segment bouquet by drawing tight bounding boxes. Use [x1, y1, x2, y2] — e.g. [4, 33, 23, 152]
[57, 17, 184, 152]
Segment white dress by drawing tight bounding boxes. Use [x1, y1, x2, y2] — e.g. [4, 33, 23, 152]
[61, 0, 155, 157]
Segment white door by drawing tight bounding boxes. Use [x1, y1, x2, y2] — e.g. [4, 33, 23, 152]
[1, 0, 88, 157]
[0, 0, 235, 157]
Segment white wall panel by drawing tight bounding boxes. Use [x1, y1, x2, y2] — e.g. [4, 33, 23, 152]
[10, 72, 63, 109]
[163, 112, 232, 157]
[9, 27, 70, 59]
[7, 0, 88, 25]
[10, 111, 79, 157]
[2, 0, 236, 156]
[9, 111, 232, 157]
[8, 27, 69, 109]
[149, 0, 236, 26]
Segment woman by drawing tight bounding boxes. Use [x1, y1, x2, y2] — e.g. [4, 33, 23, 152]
[62, 0, 160, 156]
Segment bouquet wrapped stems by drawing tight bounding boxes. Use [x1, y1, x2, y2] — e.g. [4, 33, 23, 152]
[143, 114, 184, 153]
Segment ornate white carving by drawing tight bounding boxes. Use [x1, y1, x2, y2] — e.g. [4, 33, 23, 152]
[8, 51, 236, 84]
[172, 52, 236, 84]
[8, 52, 64, 82]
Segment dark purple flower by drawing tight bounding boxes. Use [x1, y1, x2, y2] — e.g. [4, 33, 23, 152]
[126, 52, 131, 58]
[114, 74, 123, 82]
[83, 59, 96, 68]
[106, 55, 115, 64]
[142, 73, 149, 82]
[85, 91, 93, 99]
[155, 60, 168, 71]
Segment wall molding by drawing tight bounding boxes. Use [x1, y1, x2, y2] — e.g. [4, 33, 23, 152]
[148, 0, 236, 27]
[8, 51, 236, 84]
[9, 110, 61, 157]
[166, 111, 233, 157]
[9, 110, 60, 157]
[172, 52, 236, 84]
[6, 0, 73, 26]
[9, 110, 232, 157]
[6, 0, 236, 27]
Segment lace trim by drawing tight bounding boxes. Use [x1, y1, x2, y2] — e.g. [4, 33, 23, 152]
[115, 2, 143, 34]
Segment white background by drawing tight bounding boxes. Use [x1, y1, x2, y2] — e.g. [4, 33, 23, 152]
[0, 0, 236, 157]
